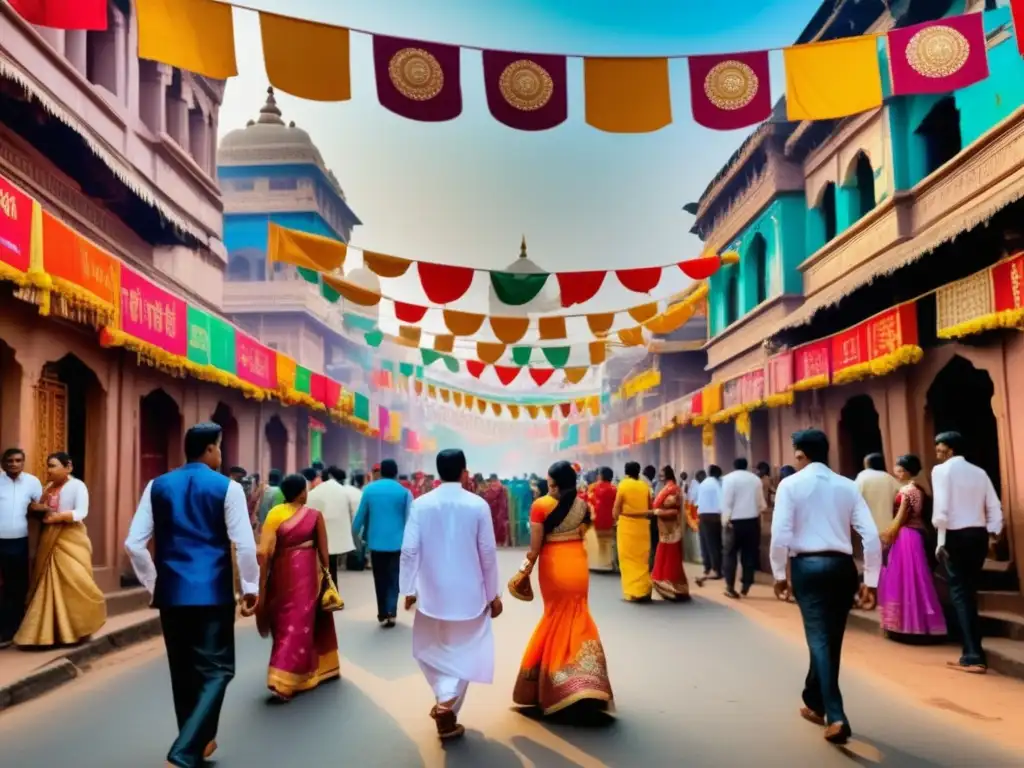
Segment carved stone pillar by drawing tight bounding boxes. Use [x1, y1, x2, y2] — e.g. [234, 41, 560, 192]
[139, 62, 171, 134]
[111, 7, 128, 104]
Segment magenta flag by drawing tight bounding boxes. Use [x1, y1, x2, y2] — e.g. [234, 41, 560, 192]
[373, 35, 462, 122]
[482, 51, 568, 131]
[888, 13, 989, 97]
[378, 406, 390, 437]
[688, 51, 772, 131]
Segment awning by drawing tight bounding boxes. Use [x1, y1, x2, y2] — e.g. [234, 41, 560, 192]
[773, 153, 1024, 334]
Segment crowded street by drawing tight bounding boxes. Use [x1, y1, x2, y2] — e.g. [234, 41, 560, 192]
[1, 551, 1021, 768]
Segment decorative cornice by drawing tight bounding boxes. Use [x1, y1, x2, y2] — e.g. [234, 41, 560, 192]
[703, 295, 804, 372]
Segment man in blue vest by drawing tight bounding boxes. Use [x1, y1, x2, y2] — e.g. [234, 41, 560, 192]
[124, 422, 259, 768]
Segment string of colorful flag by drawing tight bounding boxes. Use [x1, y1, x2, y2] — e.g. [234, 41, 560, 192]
[269, 224, 728, 310]
[12, 1, 1010, 133]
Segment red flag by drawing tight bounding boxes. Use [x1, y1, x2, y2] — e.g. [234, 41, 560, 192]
[529, 368, 555, 387]
[494, 365, 521, 386]
[373, 35, 462, 122]
[888, 13, 989, 97]
[557, 270, 606, 307]
[688, 51, 771, 131]
[9, 0, 106, 29]
[482, 51, 568, 131]
[1014, 1, 1024, 57]
[394, 301, 428, 323]
[616, 267, 661, 293]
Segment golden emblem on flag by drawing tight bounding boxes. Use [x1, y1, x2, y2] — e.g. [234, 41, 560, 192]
[703, 59, 759, 111]
[389, 48, 444, 101]
[906, 25, 970, 79]
[499, 59, 554, 111]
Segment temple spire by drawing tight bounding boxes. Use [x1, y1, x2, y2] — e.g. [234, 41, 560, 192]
[258, 86, 284, 126]
[519, 235, 528, 259]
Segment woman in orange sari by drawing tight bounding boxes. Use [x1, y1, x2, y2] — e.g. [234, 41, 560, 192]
[651, 466, 690, 601]
[257, 474, 340, 701]
[511, 461, 614, 715]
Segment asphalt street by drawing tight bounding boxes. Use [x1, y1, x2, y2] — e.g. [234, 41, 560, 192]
[0, 550, 1020, 767]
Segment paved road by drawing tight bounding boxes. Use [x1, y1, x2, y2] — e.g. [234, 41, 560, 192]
[0, 550, 1021, 767]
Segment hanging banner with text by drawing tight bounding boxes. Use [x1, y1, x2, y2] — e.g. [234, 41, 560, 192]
[119, 266, 188, 356]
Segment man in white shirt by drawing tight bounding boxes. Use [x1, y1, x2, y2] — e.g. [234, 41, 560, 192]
[855, 453, 902, 536]
[694, 465, 724, 586]
[400, 448, 502, 741]
[932, 431, 1003, 674]
[0, 447, 42, 647]
[721, 457, 767, 599]
[124, 423, 259, 767]
[306, 466, 356, 583]
[770, 429, 880, 746]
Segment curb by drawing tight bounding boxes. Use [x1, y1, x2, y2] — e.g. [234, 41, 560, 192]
[0, 614, 162, 713]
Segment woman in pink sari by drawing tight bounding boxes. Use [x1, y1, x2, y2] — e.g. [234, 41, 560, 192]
[257, 473, 340, 701]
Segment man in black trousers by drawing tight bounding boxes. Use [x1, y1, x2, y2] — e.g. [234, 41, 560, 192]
[932, 430, 1003, 674]
[721, 457, 767, 599]
[125, 423, 260, 767]
[771, 429, 880, 745]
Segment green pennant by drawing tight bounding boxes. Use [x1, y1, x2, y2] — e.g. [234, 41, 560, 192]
[382, 360, 394, 374]
[542, 346, 571, 368]
[321, 280, 341, 303]
[442, 355, 459, 373]
[421, 349, 442, 366]
[511, 346, 532, 366]
[415, 365, 424, 379]
[364, 331, 384, 348]
[399, 362, 414, 378]
[490, 272, 549, 306]
[209, 315, 237, 374]
[354, 393, 370, 422]
[345, 313, 377, 332]
[295, 366, 312, 394]
[296, 266, 320, 285]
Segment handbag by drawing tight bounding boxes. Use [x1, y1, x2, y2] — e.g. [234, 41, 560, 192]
[508, 568, 534, 602]
[320, 566, 345, 612]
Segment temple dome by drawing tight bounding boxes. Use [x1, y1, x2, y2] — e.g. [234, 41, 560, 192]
[218, 87, 345, 198]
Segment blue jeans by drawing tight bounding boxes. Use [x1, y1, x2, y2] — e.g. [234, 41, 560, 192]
[790, 554, 858, 726]
[371, 550, 401, 621]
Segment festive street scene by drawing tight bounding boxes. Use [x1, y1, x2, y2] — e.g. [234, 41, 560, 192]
[3, 0, 1024, 766]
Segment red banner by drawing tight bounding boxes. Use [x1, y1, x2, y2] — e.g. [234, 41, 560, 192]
[0, 176, 32, 274]
[119, 267, 187, 356]
[865, 303, 919, 358]
[739, 368, 765, 405]
[794, 340, 831, 386]
[993, 253, 1024, 313]
[766, 352, 794, 395]
[831, 323, 867, 376]
[236, 333, 277, 390]
[690, 390, 703, 416]
[42, 212, 120, 306]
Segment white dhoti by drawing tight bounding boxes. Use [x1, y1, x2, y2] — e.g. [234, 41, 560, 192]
[413, 608, 494, 715]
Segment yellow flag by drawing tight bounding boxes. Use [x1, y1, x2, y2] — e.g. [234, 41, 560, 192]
[136, 0, 237, 79]
[783, 37, 882, 121]
[260, 13, 351, 102]
[268, 224, 346, 272]
[584, 58, 672, 133]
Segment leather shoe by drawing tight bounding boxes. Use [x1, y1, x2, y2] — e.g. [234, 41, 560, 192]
[799, 707, 825, 726]
[824, 721, 851, 744]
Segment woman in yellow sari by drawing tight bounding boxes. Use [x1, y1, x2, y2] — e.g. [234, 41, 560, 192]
[257, 473, 340, 701]
[614, 461, 653, 602]
[16, 452, 106, 647]
[511, 461, 613, 715]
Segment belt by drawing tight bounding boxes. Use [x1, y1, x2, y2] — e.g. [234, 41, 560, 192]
[793, 550, 851, 559]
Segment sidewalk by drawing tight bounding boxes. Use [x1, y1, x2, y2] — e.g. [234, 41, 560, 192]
[0, 607, 161, 712]
[686, 564, 1024, 755]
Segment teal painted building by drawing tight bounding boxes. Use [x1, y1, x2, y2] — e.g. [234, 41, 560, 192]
[700, 1, 1015, 341]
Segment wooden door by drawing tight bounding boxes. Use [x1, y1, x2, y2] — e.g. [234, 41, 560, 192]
[34, 373, 67, 480]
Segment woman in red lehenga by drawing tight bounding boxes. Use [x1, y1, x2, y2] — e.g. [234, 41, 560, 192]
[651, 467, 690, 602]
[483, 474, 510, 546]
[257, 474, 340, 701]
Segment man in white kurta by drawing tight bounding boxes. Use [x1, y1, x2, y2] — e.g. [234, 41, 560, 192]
[400, 449, 502, 740]
[306, 467, 355, 582]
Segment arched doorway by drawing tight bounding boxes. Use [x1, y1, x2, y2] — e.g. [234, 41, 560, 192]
[749, 233, 768, 305]
[265, 415, 288, 475]
[838, 395, 883, 479]
[38, 355, 103, 485]
[211, 402, 239, 473]
[852, 151, 875, 220]
[139, 389, 182, 493]
[819, 182, 837, 242]
[725, 270, 740, 325]
[926, 356, 1005, 563]
[916, 96, 962, 176]
[0, 340, 21, 449]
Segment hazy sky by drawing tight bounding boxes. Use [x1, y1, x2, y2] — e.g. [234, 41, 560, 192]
[218, 0, 826, 276]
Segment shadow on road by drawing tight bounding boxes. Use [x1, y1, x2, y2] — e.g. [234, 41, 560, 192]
[336, 615, 420, 680]
[443, 729, 524, 767]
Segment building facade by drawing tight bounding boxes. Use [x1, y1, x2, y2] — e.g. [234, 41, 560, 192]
[0, 2, 313, 590]
[686, 0, 1024, 604]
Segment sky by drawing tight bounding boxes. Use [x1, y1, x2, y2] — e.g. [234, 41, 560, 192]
[218, 0, 828, 276]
